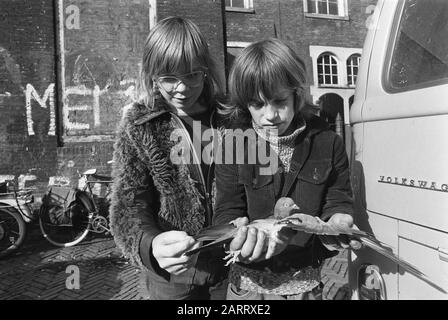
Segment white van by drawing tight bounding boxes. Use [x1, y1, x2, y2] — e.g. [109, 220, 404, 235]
[348, 0, 448, 299]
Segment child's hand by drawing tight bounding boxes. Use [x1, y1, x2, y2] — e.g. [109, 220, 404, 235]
[228, 226, 268, 263]
[152, 231, 200, 275]
[265, 226, 296, 259]
[319, 213, 362, 251]
[227, 220, 296, 263]
[228, 217, 269, 263]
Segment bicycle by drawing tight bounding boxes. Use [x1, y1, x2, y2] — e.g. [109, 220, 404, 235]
[0, 181, 35, 258]
[38, 165, 113, 247]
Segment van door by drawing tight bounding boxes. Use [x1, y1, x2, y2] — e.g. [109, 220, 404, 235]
[362, 0, 448, 232]
[355, 0, 448, 299]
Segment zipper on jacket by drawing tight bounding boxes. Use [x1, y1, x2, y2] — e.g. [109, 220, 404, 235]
[205, 110, 218, 223]
[170, 113, 213, 226]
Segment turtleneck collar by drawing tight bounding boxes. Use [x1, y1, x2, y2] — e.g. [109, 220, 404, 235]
[252, 117, 307, 146]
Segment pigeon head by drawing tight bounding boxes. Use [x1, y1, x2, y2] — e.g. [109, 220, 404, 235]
[273, 197, 301, 219]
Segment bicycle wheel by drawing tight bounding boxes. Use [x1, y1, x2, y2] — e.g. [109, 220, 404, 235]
[39, 199, 91, 247]
[0, 207, 27, 258]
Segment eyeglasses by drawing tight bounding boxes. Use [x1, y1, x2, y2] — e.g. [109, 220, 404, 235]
[155, 71, 206, 93]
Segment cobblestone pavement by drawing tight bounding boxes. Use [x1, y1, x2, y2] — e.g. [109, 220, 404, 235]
[0, 221, 349, 300]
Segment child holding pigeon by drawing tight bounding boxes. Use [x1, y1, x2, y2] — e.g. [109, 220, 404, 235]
[213, 38, 360, 300]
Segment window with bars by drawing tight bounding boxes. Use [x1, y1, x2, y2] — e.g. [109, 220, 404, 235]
[347, 54, 361, 86]
[225, 0, 253, 9]
[304, 0, 347, 18]
[318, 54, 338, 85]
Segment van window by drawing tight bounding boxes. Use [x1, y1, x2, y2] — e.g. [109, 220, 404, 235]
[386, 0, 448, 92]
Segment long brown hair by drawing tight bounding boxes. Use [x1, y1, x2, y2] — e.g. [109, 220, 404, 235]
[138, 16, 222, 108]
[222, 38, 316, 124]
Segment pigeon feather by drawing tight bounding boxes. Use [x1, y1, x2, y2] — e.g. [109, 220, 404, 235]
[184, 197, 445, 293]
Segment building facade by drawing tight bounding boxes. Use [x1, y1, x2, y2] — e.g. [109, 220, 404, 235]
[1, 0, 375, 196]
[0, 0, 226, 196]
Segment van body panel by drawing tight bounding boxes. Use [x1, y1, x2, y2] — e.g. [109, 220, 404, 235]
[398, 241, 448, 299]
[362, 116, 448, 232]
[350, 0, 385, 124]
[349, 0, 448, 299]
[398, 222, 448, 299]
[399, 221, 448, 251]
[363, 86, 448, 121]
[354, 0, 397, 122]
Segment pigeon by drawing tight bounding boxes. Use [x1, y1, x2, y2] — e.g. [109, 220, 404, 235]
[185, 197, 300, 258]
[184, 197, 445, 293]
[185, 197, 363, 257]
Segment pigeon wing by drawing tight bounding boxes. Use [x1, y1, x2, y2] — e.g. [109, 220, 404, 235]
[359, 237, 447, 294]
[184, 224, 237, 256]
[278, 213, 370, 237]
[280, 214, 446, 293]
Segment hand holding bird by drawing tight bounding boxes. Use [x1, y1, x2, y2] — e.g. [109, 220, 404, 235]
[185, 197, 357, 264]
[186, 197, 366, 260]
[225, 216, 297, 265]
[184, 197, 442, 292]
[223, 198, 360, 264]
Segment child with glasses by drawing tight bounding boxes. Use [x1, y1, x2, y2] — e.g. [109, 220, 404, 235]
[214, 38, 359, 300]
[109, 16, 227, 300]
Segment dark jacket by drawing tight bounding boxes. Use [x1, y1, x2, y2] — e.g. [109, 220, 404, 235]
[109, 101, 225, 287]
[213, 113, 354, 272]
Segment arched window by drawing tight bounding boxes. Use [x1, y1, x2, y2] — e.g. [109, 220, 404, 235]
[317, 53, 338, 85]
[318, 93, 344, 139]
[347, 54, 361, 86]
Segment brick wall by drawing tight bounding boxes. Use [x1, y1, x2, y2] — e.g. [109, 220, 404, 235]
[54, 0, 151, 195]
[0, 0, 58, 193]
[225, 1, 278, 43]
[56, 141, 115, 189]
[0, 0, 226, 199]
[62, 0, 148, 137]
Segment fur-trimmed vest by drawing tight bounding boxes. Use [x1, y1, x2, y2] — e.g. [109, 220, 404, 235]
[109, 102, 217, 266]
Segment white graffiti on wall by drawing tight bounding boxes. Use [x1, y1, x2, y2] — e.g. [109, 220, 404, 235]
[0, 175, 15, 183]
[2, 47, 137, 136]
[119, 79, 137, 97]
[26, 83, 56, 136]
[0, 174, 71, 188]
[64, 79, 137, 131]
[18, 174, 38, 189]
[48, 176, 71, 187]
[0, 174, 38, 189]
[23, 79, 137, 135]
[64, 85, 96, 130]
